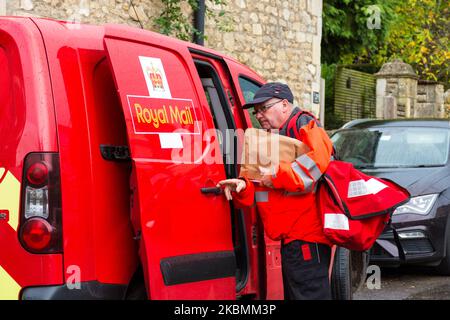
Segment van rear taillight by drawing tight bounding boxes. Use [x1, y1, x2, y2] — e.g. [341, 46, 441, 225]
[19, 153, 62, 254]
[24, 185, 49, 219]
[21, 218, 53, 251]
[26, 162, 49, 187]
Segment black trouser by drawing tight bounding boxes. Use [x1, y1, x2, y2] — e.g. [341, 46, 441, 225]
[281, 240, 332, 300]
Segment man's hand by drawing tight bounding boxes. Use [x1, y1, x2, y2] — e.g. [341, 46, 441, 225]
[217, 179, 246, 201]
[259, 166, 274, 188]
[260, 174, 274, 188]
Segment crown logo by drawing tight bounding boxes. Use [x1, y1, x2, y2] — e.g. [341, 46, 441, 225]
[147, 64, 164, 91]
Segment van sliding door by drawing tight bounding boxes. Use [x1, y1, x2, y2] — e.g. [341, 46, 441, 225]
[221, 60, 284, 300]
[191, 51, 277, 299]
[193, 59, 250, 295]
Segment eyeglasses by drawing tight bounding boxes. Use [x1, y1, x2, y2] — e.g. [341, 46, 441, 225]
[252, 99, 283, 115]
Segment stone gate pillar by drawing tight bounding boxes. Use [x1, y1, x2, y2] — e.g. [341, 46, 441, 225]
[445, 89, 450, 118]
[416, 80, 445, 118]
[375, 59, 418, 119]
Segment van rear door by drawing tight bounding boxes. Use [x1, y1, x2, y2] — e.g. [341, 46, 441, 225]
[103, 26, 236, 299]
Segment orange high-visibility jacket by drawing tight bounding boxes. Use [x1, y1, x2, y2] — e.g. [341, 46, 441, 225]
[234, 111, 334, 245]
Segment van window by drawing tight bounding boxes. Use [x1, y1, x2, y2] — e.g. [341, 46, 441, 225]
[238, 76, 261, 128]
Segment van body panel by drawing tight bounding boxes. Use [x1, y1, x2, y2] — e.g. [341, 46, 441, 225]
[0, 18, 63, 299]
[31, 18, 138, 286]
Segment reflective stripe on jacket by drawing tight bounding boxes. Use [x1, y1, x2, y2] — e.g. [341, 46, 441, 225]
[272, 119, 333, 193]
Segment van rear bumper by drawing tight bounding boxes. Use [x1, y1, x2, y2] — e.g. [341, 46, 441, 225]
[21, 281, 128, 300]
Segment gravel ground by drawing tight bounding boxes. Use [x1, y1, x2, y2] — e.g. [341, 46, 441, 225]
[354, 266, 450, 300]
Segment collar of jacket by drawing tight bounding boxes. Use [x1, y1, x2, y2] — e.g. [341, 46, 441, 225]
[279, 107, 301, 136]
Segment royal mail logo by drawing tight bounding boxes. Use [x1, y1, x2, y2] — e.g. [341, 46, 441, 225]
[147, 64, 164, 91]
[126, 95, 200, 135]
[139, 56, 172, 99]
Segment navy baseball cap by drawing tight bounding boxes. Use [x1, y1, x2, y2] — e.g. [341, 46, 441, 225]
[242, 82, 294, 109]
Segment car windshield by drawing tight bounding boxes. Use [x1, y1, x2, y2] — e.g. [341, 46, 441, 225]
[331, 126, 450, 169]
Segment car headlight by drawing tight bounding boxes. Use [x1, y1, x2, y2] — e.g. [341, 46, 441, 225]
[393, 194, 438, 215]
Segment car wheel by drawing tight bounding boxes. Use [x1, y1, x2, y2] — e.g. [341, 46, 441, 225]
[436, 230, 450, 275]
[331, 247, 352, 300]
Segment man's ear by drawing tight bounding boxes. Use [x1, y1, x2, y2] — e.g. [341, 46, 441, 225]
[282, 99, 289, 113]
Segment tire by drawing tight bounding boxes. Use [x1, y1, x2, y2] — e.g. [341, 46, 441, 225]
[331, 247, 352, 300]
[351, 250, 369, 292]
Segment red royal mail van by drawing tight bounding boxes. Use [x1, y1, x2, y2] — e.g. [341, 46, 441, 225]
[0, 17, 362, 300]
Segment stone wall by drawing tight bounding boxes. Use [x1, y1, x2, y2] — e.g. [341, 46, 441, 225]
[2, 0, 164, 28]
[2, 0, 323, 116]
[205, 0, 323, 115]
[416, 80, 445, 118]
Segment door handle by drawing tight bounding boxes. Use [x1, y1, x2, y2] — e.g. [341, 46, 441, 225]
[200, 187, 223, 195]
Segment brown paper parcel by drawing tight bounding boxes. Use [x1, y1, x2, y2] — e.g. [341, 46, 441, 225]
[239, 128, 310, 180]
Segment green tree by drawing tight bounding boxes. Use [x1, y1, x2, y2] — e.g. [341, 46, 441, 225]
[322, 0, 398, 65]
[322, 0, 449, 129]
[323, 0, 449, 85]
[378, 0, 450, 84]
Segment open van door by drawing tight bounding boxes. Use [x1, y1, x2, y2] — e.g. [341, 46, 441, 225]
[103, 26, 236, 299]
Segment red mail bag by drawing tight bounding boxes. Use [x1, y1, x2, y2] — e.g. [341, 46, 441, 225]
[317, 160, 410, 251]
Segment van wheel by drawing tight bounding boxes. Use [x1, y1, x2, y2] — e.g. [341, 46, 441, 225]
[331, 247, 352, 300]
[125, 265, 148, 300]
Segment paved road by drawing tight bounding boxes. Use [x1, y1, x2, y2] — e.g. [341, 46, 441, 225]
[354, 266, 450, 300]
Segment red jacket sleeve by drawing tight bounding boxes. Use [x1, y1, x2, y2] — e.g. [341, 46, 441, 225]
[232, 177, 255, 208]
[272, 120, 333, 193]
